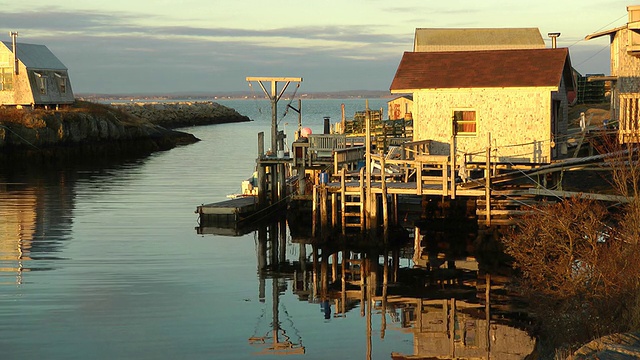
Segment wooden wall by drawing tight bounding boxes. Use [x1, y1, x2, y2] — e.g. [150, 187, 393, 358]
[387, 97, 413, 120]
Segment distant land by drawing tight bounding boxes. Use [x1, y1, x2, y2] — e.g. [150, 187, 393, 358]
[76, 90, 396, 102]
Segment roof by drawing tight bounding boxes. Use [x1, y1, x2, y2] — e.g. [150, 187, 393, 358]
[390, 48, 573, 92]
[388, 95, 413, 102]
[1, 41, 68, 70]
[585, 25, 627, 40]
[414, 28, 545, 52]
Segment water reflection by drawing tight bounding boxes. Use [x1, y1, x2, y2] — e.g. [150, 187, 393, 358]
[0, 172, 75, 285]
[242, 218, 536, 359]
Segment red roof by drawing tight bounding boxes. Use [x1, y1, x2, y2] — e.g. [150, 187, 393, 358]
[390, 48, 572, 91]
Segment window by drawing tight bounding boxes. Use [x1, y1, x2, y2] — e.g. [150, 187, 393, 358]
[55, 73, 67, 93]
[453, 110, 476, 135]
[34, 72, 47, 94]
[0, 67, 13, 91]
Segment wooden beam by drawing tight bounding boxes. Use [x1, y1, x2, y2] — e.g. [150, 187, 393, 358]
[528, 189, 632, 203]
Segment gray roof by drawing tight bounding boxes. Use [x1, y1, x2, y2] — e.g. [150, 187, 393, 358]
[1, 41, 67, 70]
[414, 28, 545, 52]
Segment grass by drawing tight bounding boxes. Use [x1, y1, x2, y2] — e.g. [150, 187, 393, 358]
[0, 100, 146, 127]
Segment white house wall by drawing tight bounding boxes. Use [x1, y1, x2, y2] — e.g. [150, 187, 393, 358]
[414, 87, 556, 164]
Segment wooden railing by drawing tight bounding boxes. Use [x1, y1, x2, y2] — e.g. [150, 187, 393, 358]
[308, 134, 346, 159]
[333, 146, 365, 173]
[619, 94, 640, 143]
[370, 153, 450, 196]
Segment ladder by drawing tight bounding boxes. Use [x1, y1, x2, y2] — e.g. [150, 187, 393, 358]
[339, 168, 366, 234]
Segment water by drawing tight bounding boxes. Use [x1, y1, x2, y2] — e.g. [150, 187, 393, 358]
[0, 99, 534, 359]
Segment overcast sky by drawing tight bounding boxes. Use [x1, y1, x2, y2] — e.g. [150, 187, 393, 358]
[1, 1, 631, 94]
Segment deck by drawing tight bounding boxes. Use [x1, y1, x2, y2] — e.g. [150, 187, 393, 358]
[196, 196, 258, 225]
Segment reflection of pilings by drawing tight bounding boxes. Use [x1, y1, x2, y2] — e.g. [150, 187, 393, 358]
[312, 245, 318, 300]
[381, 252, 389, 339]
[270, 222, 278, 270]
[413, 226, 421, 266]
[320, 249, 329, 298]
[486, 273, 491, 359]
[341, 249, 347, 316]
[366, 259, 373, 360]
[272, 274, 280, 347]
[258, 226, 267, 302]
[279, 219, 286, 264]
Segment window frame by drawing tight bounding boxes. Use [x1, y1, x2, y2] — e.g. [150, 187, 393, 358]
[55, 72, 67, 94]
[0, 67, 13, 91]
[452, 109, 477, 136]
[34, 72, 47, 95]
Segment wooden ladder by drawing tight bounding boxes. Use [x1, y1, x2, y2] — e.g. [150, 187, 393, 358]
[340, 168, 366, 234]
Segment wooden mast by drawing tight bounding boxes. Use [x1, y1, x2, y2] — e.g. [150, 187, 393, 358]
[246, 77, 302, 153]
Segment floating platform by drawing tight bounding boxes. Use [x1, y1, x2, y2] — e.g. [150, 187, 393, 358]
[196, 196, 258, 226]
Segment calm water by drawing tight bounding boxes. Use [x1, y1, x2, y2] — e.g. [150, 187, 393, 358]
[0, 99, 534, 359]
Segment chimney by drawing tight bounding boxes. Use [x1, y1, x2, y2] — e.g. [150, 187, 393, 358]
[548, 32, 560, 49]
[9, 31, 18, 75]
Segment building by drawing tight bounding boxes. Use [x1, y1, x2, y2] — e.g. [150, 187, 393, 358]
[387, 95, 413, 120]
[0, 33, 74, 107]
[390, 47, 574, 165]
[585, 5, 640, 143]
[413, 28, 545, 52]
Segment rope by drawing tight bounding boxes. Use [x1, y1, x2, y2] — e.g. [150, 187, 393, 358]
[279, 83, 300, 126]
[0, 124, 41, 150]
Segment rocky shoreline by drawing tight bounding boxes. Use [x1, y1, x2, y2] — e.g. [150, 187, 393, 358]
[110, 101, 250, 129]
[0, 100, 250, 168]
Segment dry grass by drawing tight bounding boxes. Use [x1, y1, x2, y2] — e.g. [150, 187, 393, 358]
[0, 100, 146, 127]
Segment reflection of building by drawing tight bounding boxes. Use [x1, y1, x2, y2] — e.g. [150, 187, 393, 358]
[250, 220, 305, 355]
[0, 187, 36, 284]
[250, 220, 535, 359]
[0, 172, 75, 285]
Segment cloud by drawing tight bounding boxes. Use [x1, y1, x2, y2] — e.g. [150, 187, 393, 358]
[0, 8, 409, 93]
[0, 6, 613, 94]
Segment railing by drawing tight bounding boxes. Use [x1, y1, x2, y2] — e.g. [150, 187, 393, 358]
[619, 93, 640, 143]
[333, 146, 365, 173]
[370, 153, 450, 196]
[308, 134, 346, 159]
[397, 139, 432, 160]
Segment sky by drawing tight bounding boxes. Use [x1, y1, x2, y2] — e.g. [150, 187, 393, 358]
[0, 1, 632, 94]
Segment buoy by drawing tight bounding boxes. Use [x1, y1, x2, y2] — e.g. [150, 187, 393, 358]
[300, 127, 312, 137]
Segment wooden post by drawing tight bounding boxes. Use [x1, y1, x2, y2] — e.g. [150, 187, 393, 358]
[246, 77, 302, 156]
[365, 109, 372, 231]
[320, 185, 328, 235]
[331, 192, 337, 229]
[341, 103, 345, 134]
[393, 193, 398, 226]
[381, 155, 389, 241]
[312, 185, 317, 237]
[442, 157, 448, 197]
[486, 132, 491, 226]
[416, 160, 423, 195]
[341, 168, 346, 235]
[258, 132, 265, 157]
[450, 136, 456, 199]
[359, 166, 366, 231]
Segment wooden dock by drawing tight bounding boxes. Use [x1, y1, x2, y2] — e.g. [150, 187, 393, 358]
[196, 196, 258, 225]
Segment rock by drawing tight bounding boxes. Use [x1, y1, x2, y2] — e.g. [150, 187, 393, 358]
[0, 101, 200, 168]
[111, 101, 251, 128]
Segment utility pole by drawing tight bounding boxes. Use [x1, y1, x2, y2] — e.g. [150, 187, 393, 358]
[246, 77, 302, 153]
